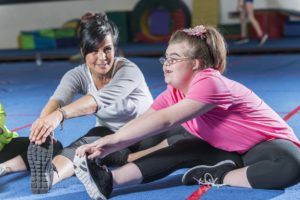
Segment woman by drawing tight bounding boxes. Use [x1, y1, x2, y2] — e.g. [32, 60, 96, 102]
[0, 12, 191, 194]
[74, 25, 300, 200]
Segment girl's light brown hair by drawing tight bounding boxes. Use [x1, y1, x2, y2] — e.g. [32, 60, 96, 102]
[169, 26, 227, 74]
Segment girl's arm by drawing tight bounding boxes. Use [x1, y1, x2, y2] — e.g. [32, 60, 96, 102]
[77, 99, 215, 159]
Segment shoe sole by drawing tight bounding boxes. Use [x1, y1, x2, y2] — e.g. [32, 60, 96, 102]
[74, 155, 107, 200]
[27, 137, 53, 194]
[182, 160, 236, 185]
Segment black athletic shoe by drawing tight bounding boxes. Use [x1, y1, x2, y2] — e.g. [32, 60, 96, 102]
[74, 154, 113, 200]
[182, 160, 237, 186]
[27, 137, 53, 194]
[98, 149, 130, 167]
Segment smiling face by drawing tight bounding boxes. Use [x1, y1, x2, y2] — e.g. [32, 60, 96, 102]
[85, 35, 115, 77]
[163, 41, 198, 91]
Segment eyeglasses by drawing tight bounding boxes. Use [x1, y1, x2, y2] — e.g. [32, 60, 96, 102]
[159, 56, 193, 66]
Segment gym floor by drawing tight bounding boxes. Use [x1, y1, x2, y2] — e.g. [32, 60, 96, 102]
[0, 45, 299, 199]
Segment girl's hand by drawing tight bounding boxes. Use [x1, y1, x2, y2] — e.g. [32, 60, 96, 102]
[76, 143, 104, 159]
[76, 136, 119, 160]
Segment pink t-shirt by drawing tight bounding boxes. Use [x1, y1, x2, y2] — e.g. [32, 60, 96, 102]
[152, 68, 300, 154]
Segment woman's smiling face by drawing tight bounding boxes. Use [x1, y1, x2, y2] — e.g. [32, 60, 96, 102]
[85, 34, 115, 76]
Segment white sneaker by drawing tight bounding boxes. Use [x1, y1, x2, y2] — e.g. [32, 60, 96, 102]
[259, 34, 268, 46]
[235, 38, 249, 45]
[73, 155, 113, 200]
[0, 165, 8, 176]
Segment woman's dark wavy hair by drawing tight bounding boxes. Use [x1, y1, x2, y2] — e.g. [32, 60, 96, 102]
[79, 12, 119, 60]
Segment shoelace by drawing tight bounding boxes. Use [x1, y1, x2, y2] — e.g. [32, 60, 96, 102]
[53, 164, 59, 178]
[0, 165, 8, 176]
[193, 173, 225, 187]
[100, 165, 110, 173]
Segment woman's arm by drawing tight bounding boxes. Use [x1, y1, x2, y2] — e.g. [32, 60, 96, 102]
[58, 94, 97, 119]
[76, 99, 215, 159]
[39, 99, 60, 118]
[30, 95, 97, 144]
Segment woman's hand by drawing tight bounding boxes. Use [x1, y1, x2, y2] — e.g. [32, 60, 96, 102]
[29, 110, 63, 145]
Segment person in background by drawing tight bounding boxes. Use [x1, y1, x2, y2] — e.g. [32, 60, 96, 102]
[236, 0, 268, 45]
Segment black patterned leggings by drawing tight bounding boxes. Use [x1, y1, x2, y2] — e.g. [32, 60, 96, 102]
[134, 138, 300, 189]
